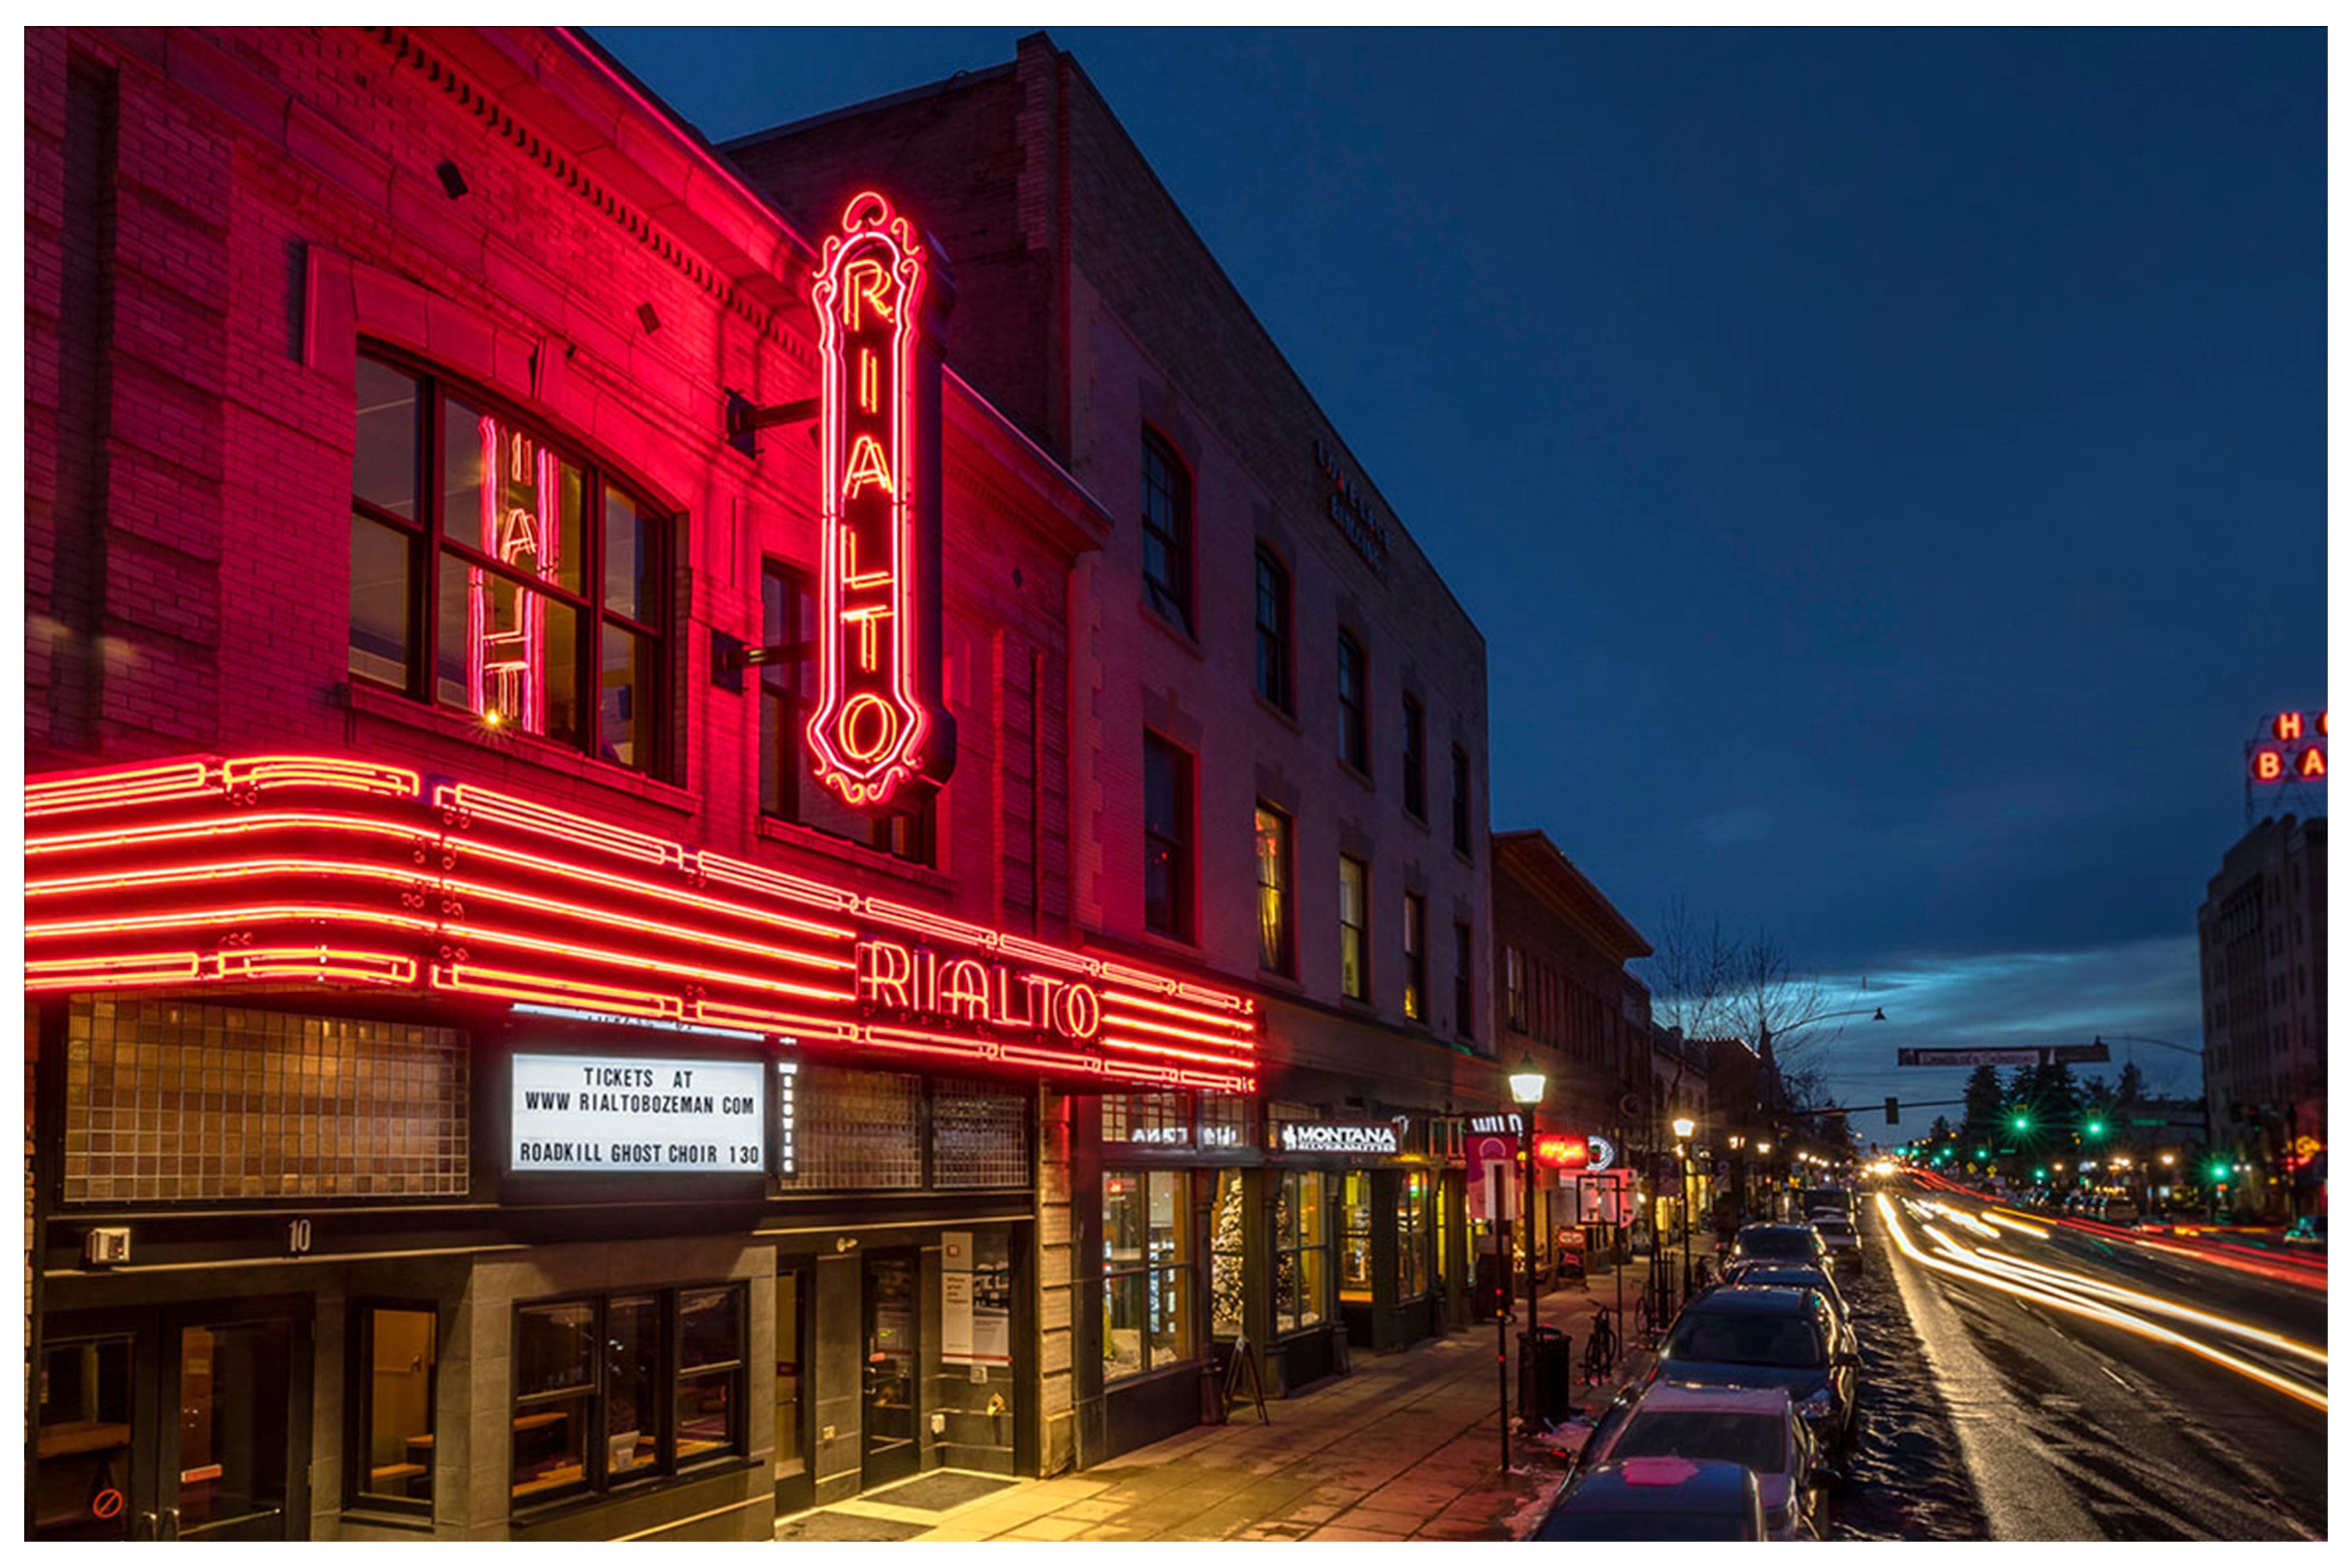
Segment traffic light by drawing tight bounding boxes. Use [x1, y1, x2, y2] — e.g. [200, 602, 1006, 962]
[1885, 1097, 1900, 1126]
[1975, 1147, 1988, 1160]
[2208, 1159, 2230, 1182]
[2085, 1116, 2105, 1138]
[2010, 1111, 2031, 1132]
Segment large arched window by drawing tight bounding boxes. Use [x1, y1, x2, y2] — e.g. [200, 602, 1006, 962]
[1140, 429, 1193, 634]
[350, 352, 668, 775]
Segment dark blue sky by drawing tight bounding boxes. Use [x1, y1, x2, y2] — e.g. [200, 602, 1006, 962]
[596, 28, 2325, 1135]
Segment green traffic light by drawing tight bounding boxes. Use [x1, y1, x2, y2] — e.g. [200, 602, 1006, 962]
[2085, 1118, 2105, 1137]
[2010, 1113, 2030, 1131]
[1975, 1148, 1988, 1159]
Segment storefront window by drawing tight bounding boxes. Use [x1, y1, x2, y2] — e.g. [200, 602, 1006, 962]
[1199, 1095, 1249, 1151]
[784, 1066, 922, 1189]
[1396, 1171, 1432, 1299]
[675, 1288, 745, 1465]
[1210, 1170, 1247, 1338]
[510, 1286, 746, 1506]
[353, 1305, 436, 1511]
[512, 1302, 595, 1504]
[604, 1295, 660, 1480]
[1101, 1091, 1190, 1147]
[1103, 1170, 1194, 1381]
[1275, 1170, 1329, 1333]
[1340, 1171, 1375, 1303]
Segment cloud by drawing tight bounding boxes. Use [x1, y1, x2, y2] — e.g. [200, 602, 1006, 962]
[1780, 936, 2206, 1142]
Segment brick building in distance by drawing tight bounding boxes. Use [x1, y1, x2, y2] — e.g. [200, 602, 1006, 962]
[728, 32, 1503, 1469]
[2196, 812, 2327, 1218]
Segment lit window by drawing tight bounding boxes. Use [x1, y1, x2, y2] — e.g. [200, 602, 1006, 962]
[1275, 1170, 1330, 1333]
[1255, 804, 1294, 976]
[350, 353, 666, 774]
[1403, 891, 1427, 1022]
[353, 1305, 437, 1513]
[1104, 1170, 1195, 1380]
[1140, 432, 1193, 634]
[1339, 855, 1370, 1002]
[1255, 548, 1291, 711]
[1144, 732, 1194, 939]
[1337, 632, 1368, 773]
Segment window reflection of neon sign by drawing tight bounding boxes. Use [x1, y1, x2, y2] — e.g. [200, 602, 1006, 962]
[469, 417, 558, 729]
[808, 191, 955, 810]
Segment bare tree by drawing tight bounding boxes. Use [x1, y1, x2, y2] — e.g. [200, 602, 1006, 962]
[1643, 899, 1740, 1038]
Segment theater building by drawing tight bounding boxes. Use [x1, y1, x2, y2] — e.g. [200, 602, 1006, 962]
[727, 32, 1503, 1466]
[24, 26, 1260, 1542]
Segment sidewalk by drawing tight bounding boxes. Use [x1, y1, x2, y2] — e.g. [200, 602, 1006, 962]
[777, 1258, 1661, 1543]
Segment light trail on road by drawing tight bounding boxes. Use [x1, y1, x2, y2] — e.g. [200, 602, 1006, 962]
[1905, 1169, 2326, 1288]
[1876, 1192, 2328, 1414]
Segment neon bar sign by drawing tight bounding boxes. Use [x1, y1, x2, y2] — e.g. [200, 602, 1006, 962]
[808, 191, 956, 810]
[2250, 709, 2327, 784]
[25, 754, 1254, 1092]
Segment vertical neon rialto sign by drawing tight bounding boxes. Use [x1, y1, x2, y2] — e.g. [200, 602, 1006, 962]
[808, 191, 956, 809]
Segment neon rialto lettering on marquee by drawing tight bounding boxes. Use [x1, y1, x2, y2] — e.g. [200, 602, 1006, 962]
[855, 939, 1102, 1040]
[806, 191, 957, 810]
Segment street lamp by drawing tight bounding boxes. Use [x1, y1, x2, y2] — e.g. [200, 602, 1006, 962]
[1727, 1134, 1747, 1226]
[1510, 1058, 1546, 1432]
[1671, 1115, 1696, 1295]
[1757, 1140, 1774, 1221]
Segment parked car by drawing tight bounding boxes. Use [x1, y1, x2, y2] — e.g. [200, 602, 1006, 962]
[1799, 1186, 1855, 1219]
[1529, 1455, 1769, 1541]
[1729, 1223, 1831, 1268]
[1720, 1260, 1852, 1330]
[2283, 1214, 2326, 1248]
[1650, 1284, 1860, 1450]
[1573, 1381, 1826, 1540]
[1808, 1212, 1863, 1262]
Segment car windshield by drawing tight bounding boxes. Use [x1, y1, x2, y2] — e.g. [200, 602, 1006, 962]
[1736, 1230, 1816, 1258]
[1534, 1507, 1754, 1542]
[1662, 1310, 1825, 1369]
[1609, 1411, 1787, 1475]
[1815, 1221, 1853, 1236]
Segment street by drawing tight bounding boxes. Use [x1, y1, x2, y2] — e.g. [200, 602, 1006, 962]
[1859, 1176, 2327, 1540]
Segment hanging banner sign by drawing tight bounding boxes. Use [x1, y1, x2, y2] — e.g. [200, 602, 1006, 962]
[509, 1052, 765, 1173]
[808, 190, 956, 810]
[1278, 1121, 1401, 1155]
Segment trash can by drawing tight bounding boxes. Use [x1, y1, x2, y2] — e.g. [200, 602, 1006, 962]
[1519, 1324, 1572, 1426]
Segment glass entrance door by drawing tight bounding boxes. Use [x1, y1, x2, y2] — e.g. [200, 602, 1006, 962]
[33, 1305, 306, 1542]
[170, 1319, 295, 1540]
[773, 1266, 813, 1516]
[860, 1251, 920, 1489]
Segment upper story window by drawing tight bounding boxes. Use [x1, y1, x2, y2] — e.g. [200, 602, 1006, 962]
[1337, 632, 1368, 774]
[1140, 431, 1193, 634]
[1255, 547, 1292, 712]
[1143, 731, 1194, 940]
[1453, 920, 1475, 1041]
[1450, 744, 1473, 854]
[1338, 854, 1370, 1002]
[350, 354, 666, 774]
[1402, 693, 1427, 820]
[1255, 804, 1295, 977]
[1504, 945, 1528, 1032]
[1402, 890, 1427, 1023]
[758, 561, 934, 866]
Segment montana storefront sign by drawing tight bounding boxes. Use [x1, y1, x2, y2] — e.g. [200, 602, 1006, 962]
[26, 754, 1256, 1092]
[1276, 1121, 1402, 1156]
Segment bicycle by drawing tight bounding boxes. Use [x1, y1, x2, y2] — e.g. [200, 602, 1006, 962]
[1581, 1304, 1620, 1383]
